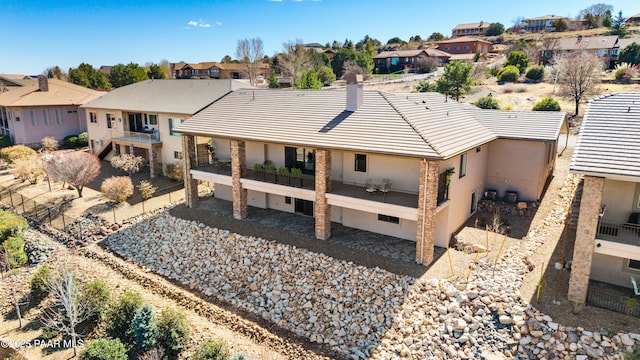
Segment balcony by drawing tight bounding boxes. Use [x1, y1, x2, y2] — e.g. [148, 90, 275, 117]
[113, 130, 161, 145]
[595, 221, 640, 261]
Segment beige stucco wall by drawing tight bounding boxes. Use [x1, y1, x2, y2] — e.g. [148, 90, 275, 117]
[9, 105, 86, 145]
[214, 183, 233, 202]
[340, 152, 420, 193]
[486, 139, 554, 201]
[341, 208, 417, 241]
[591, 253, 638, 289]
[601, 179, 637, 223]
[267, 193, 295, 213]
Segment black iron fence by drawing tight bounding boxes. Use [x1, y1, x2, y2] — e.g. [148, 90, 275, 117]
[587, 287, 640, 317]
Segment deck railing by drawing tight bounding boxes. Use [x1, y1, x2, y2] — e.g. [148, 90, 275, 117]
[597, 222, 640, 245]
[587, 286, 640, 317]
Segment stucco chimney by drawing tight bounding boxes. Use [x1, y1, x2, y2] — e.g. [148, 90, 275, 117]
[344, 73, 363, 112]
[38, 75, 49, 92]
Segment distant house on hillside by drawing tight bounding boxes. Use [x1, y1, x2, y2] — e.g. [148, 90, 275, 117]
[99, 66, 112, 78]
[81, 79, 247, 178]
[541, 35, 620, 69]
[626, 13, 640, 26]
[437, 37, 491, 55]
[521, 15, 566, 33]
[0, 76, 102, 145]
[0, 74, 36, 91]
[173, 61, 270, 82]
[451, 21, 490, 37]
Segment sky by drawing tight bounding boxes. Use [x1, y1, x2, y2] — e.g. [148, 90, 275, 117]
[1, 0, 638, 75]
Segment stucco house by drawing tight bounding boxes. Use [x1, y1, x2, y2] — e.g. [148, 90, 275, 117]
[81, 79, 247, 177]
[437, 37, 491, 55]
[568, 92, 640, 310]
[451, 21, 490, 38]
[373, 49, 449, 74]
[541, 35, 620, 69]
[0, 76, 102, 145]
[174, 75, 565, 265]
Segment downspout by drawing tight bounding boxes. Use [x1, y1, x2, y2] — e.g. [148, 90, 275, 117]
[419, 158, 429, 262]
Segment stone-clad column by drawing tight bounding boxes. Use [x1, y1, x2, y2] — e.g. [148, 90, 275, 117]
[148, 147, 158, 179]
[314, 149, 332, 240]
[416, 159, 439, 265]
[182, 135, 198, 207]
[568, 176, 605, 312]
[231, 140, 247, 219]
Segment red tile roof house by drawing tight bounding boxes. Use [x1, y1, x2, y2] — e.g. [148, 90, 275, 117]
[373, 49, 449, 74]
[0, 76, 102, 146]
[451, 21, 490, 38]
[568, 92, 640, 312]
[174, 75, 565, 265]
[437, 37, 491, 55]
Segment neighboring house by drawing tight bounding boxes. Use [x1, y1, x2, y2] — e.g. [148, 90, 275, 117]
[174, 61, 269, 81]
[0, 74, 36, 91]
[374, 49, 430, 73]
[99, 66, 112, 78]
[304, 43, 335, 58]
[451, 21, 490, 37]
[174, 75, 565, 265]
[437, 37, 491, 55]
[0, 76, 102, 145]
[568, 92, 640, 310]
[81, 79, 247, 177]
[541, 35, 620, 69]
[521, 15, 566, 33]
[627, 13, 640, 26]
[618, 37, 640, 51]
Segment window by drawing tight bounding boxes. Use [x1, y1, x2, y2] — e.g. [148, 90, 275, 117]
[378, 214, 400, 224]
[67, 110, 77, 114]
[42, 110, 49, 125]
[454, 46, 460, 51]
[147, 114, 157, 125]
[354, 154, 367, 172]
[476, 147, 481, 153]
[30, 110, 36, 126]
[89, 112, 97, 123]
[464, 45, 470, 50]
[285, 196, 292, 204]
[459, 152, 467, 178]
[106, 113, 114, 129]
[174, 151, 183, 160]
[629, 259, 640, 271]
[470, 191, 478, 214]
[14, 112, 20, 122]
[212, 69, 220, 75]
[391, 57, 399, 65]
[169, 118, 184, 136]
[445, 47, 451, 51]
[55, 109, 61, 124]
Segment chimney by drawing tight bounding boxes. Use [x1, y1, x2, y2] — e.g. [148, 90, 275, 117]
[38, 75, 49, 92]
[344, 73, 363, 112]
[577, 34, 583, 42]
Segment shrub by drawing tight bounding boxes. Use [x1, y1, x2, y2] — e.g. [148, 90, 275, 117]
[3, 237, 27, 268]
[111, 154, 145, 176]
[192, 339, 231, 360]
[416, 57, 439, 74]
[504, 51, 529, 74]
[0, 145, 37, 164]
[80, 338, 127, 360]
[0, 135, 13, 149]
[101, 176, 134, 203]
[614, 63, 638, 81]
[489, 67, 500, 77]
[41, 137, 59, 151]
[31, 264, 51, 300]
[0, 210, 28, 269]
[62, 134, 79, 148]
[130, 304, 158, 353]
[77, 132, 88, 147]
[414, 80, 433, 93]
[502, 104, 514, 110]
[525, 65, 545, 81]
[164, 162, 183, 181]
[532, 96, 562, 111]
[474, 96, 500, 109]
[106, 291, 144, 346]
[81, 279, 111, 320]
[13, 156, 44, 184]
[157, 307, 190, 359]
[498, 65, 520, 82]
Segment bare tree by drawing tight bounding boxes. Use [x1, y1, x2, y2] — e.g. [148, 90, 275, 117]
[42, 152, 101, 198]
[2, 247, 27, 329]
[111, 153, 145, 177]
[277, 40, 312, 86]
[539, 35, 560, 64]
[235, 38, 264, 85]
[511, 16, 525, 33]
[555, 52, 601, 116]
[40, 266, 91, 357]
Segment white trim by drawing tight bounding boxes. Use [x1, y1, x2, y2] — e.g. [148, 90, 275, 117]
[594, 239, 640, 262]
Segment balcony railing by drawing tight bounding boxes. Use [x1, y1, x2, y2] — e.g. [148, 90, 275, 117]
[597, 222, 640, 246]
[116, 130, 161, 143]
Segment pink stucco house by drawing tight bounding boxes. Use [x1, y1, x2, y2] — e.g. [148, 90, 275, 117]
[0, 76, 103, 145]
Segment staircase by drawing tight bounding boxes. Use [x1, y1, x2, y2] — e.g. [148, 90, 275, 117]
[568, 179, 584, 230]
[97, 141, 112, 160]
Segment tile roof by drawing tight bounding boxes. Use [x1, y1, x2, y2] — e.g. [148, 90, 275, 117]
[571, 92, 640, 179]
[0, 79, 103, 107]
[0, 74, 37, 87]
[175, 89, 565, 160]
[452, 22, 490, 31]
[374, 50, 427, 59]
[618, 37, 640, 49]
[81, 79, 248, 115]
[438, 37, 492, 45]
[554, 35, 619, 51]
[523, 15, 566, 21]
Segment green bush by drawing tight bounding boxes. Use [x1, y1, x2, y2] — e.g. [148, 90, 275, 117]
[164, 162, 184, 182]
[489, 67, 500, 77]
[106, 291, 144, 346]
[157, 307, 190, 359]
[130, 304, 158, 353]
[0, 210, 28, 268]
[474, 96, 500, 109]
[77, 132, 89, 147]
[532, 96, 561, 111]
[80, 338, 127, 360]
[0, 145, 37, 164]
[0, 135, 12, 149]
[31, 264, 51, 300]
[414, 80, 433, 93]
[525, 65, 545, 81]
[192, 339, 231, 360]
[504, 51, 529, 74]
[62, 134, 79, 148]
[3, 237, 27, 268]
[81, 279, 111, 320]
[498, 65, 520, 82]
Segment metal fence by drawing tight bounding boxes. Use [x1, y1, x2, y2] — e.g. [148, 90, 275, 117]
[587, 287, 640, 317]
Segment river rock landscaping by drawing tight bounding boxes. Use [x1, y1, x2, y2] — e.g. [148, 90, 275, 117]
[104, 173, 640, 359]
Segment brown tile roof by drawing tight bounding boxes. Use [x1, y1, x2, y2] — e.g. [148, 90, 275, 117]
[0, 79, 103, 107]
[374, 50, 427, 59]
[452, 22, 490, 31]
[554, 35, 619, 51]
[618, 38, 640, 49]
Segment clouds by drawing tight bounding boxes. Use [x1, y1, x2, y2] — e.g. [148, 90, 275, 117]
[184, 19, 222, 29]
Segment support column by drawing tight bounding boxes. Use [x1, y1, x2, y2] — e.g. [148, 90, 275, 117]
[231, 140, 247, 219]
[416, 159, 439, 265]
[148, 147, 158, 179]
[182, 135, 198, 207]
[568, 176, 605, 312]
[314, 149, 332, 239]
